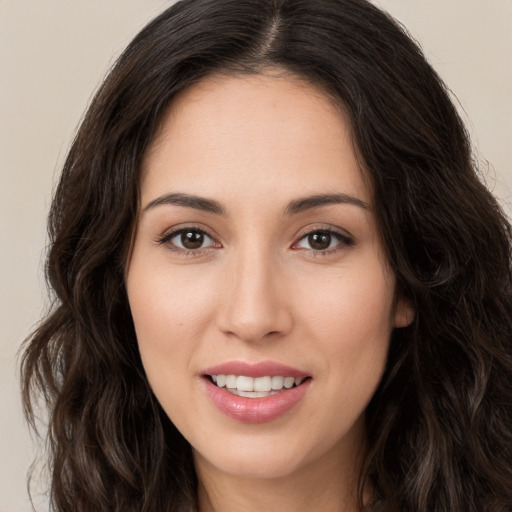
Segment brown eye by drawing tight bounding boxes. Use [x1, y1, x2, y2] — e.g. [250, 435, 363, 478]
[161, 228, 216, 252]
[295, 229, 353, 253]
[308, 232, 332, 251]
[180, 230, 205, 249]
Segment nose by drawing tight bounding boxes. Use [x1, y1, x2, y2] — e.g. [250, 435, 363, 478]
[216, 247, 293, 343]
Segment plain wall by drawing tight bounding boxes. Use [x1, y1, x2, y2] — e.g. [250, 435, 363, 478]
[1, 1, 511, 510]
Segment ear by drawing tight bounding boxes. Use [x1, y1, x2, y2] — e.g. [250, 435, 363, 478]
[394, 296, 415, 328]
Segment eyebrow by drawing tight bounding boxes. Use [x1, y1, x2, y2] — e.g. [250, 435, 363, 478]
[143, 192, 225, 215]
[143, 191, 368, 216]
[284, 193, 369, 215]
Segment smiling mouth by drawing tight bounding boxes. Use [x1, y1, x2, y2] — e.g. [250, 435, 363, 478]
[207, 374, 311, 398]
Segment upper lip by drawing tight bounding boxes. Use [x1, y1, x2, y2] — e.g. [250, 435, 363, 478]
[202, 360, 310, 379]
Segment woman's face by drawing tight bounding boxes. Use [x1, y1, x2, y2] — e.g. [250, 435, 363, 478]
[126, 72, 412, 481]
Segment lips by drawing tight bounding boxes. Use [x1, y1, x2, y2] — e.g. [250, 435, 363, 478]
[201, 361, 312, 423]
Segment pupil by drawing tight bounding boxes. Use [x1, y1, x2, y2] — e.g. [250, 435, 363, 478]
[309, 232, 331, 250]
[181, 231, 204, 249]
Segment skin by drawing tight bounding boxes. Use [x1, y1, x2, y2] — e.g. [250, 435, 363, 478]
[126, 71, 413, 512]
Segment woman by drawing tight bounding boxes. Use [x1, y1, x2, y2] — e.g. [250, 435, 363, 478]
[21, 0, 512, 510]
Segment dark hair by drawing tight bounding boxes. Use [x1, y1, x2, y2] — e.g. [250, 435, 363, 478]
[21, 0, 512, 510]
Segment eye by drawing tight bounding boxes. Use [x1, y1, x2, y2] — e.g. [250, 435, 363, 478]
[158, 227, 217, 252]
[294, 229, 353, 253]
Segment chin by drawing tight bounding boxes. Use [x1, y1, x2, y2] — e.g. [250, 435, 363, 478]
[191, 427, 336, 481]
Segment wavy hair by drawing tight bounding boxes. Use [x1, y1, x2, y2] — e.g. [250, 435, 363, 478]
[21, 0, 512, 510]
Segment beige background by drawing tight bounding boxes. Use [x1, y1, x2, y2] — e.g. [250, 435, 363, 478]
[1, 1, 511, 510]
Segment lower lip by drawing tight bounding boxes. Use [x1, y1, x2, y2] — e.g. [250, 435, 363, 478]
[203, 378, 311, 424]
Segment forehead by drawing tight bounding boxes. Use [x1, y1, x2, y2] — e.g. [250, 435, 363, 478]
[141, 72, 369, 208]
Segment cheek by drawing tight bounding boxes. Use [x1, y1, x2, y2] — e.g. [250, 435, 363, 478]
[126, 263, 219, 434]
[294, 262, 395, 398]
[296, 264, 396, 347]
[128, 259, 215, 340]
[299, 276, 393, 441]
[125, 259, 217, 393]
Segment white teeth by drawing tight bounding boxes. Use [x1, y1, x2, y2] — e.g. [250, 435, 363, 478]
[254, 376, 272, 392]
[210, 374, 306, 393]
[284, 377, 295, 389]
[271, 376, 284, 390]
[232, 390, 274, 398]
[236, 375, 253, 392]
[225, 374, 237, 388]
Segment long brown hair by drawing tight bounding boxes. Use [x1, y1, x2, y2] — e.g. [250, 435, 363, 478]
[21, 0, 512, 510]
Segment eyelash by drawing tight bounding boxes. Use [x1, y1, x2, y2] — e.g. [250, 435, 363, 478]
[156, 226, 219, 257]
[156, 226, 354, 257]
[292, 227, 354, 256]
